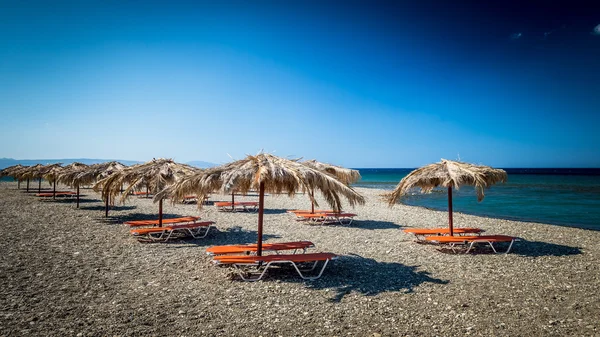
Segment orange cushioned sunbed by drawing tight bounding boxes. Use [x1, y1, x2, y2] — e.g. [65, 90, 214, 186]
[181, 195, 209, 203]
[296, 212, 357, 225]
[212, 252, 338, 281]
[403, 228, 483, 241]
[124, 216, 200, 227]
[36, 191, 78, 198]
[130, 221, 215, 241]
[214, 201, 258, 212]
[425, 235, 519, 254]
[206, 241, 315, 256]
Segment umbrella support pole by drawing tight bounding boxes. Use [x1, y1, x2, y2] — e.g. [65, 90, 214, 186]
[38, 178, 42, 193]
[311, 187, 315, 214]
[448, 187, 454, 236]
[159, 199, 163, 227]
[257, 182, 265, 256]
[27, 179, 29, 192]
[105, 195, 109, 217]
[53, 180, 56, 200]
[231, 192, 235, 212]
[76, 185, 80, 208]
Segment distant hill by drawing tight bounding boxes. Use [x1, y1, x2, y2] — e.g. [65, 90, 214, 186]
[0, 158, 217, 170]
[185, 160, 217, 168]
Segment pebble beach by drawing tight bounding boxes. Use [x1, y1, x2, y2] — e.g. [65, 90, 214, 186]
[0, 181, 599, 336]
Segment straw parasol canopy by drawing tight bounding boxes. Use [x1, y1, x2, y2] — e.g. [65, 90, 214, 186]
[15, 164, 46, 192]
[0, 164, 23, 178]
[158, 153, 366, 255]
[387, 159, 507, 236]
[41, 163, 64, 198]
[55, 162, 88, 207]
[74, 161, 127, 216]
[302, 159, 361, 213]
[94, 158, 198, 224]
[0, 164, 26, 189]
[7, 165, 31, 189]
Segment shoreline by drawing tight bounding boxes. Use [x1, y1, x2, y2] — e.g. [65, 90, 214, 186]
[1, 181, 598, 335]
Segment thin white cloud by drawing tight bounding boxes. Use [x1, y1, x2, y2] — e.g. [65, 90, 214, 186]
[592, 24, 600, 36]
[510, 32, 522, 40]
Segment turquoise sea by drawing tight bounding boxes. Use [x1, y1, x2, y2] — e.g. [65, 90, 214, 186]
[354, 168, 600, 231]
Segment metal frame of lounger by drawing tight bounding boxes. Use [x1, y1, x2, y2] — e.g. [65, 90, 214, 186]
[214, 254, 338, 282]
[36, 192, 78, 199]
[215, 202, 259, 213]
[131, 222, 215, 242]
[404, 228, 483, 242]
[302, 213, 356, 226]
[125, 216, 201, 228]
[206, 241, 315, 256]
[426, 236, 519, 254]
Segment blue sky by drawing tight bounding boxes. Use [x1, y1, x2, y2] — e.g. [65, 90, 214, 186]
[1, 0, 599, 168]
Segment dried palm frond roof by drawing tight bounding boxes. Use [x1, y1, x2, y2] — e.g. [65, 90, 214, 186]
[8, 165, 32, 181]
[15, 164, 45, 180]
[74, 161, 127, 187]
[158, 153, 365, 211]
[94, 158, 198, 202]
[302, 159, 361, 185]
[387, 159, 507, 206]
[40, 163, 64, 182]
[0, 164, 24, 178]
[56, 162, 89, 186]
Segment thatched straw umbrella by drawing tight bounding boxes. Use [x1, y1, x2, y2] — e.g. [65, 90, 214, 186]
[94, 158, 197, 225]
[0, 164, 23, 178]
[0, 164, 24, 188]
[158, 153, 366, 255]
[56, 162, 88, 208]
[387, 159, 507, 236]
[15, 164, 45, 192]
[8, 165, 30, 189]
[302, 159, 361, 213]
[76, 161, 127, 216]
[41, 163, 64, 199]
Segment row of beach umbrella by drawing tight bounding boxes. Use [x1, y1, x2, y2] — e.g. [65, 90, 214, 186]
[1, 155, 507, 255]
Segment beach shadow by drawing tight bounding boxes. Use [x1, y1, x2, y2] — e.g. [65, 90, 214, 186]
[266, 254, 448, 302]
[42, 198, 97, 204]
[205, 226, 281, 245]
[262, 208, 290, 215]
[117, 212, 195, 222]
[148, 226, 282, 247]
[312, 220, 401, 230]
[513, 239, 582, 257]
[79, 205, 137, 212]
[431, 239, 583, 257]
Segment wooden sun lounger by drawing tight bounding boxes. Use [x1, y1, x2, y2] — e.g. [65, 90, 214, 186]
[214, 201, 259, 212]
[425, 235, 519, 254]
[36, 191, 78, 198]
[213, 252, 338, 281]
[296, 212, 357, 225]
[130, 221, 215, 241]
[403, 227, 483, 241]
[124, 216, 201, 227]
[206, 241, 315, 256]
